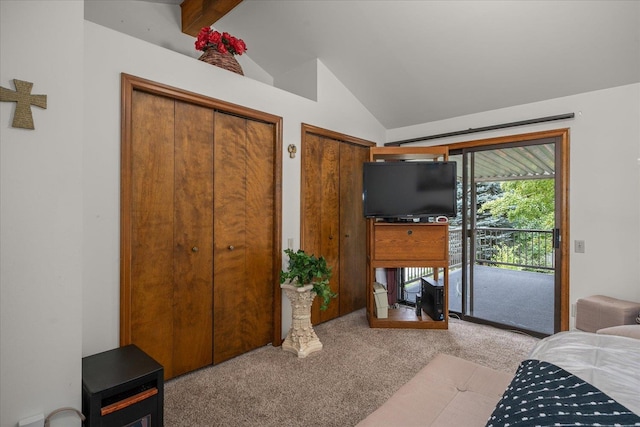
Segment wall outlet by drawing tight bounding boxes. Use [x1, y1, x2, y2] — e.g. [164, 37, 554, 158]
[574, 240, 585, 253]
[287, 238, 294, 250]
[571, 303, 577, 317]
[18, 414, 44, 427]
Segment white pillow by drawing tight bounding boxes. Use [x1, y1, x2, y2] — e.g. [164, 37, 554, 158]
[596, 324, 640, 340]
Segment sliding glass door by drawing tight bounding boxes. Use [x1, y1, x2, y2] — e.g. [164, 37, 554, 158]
[449, 137, 565, 336]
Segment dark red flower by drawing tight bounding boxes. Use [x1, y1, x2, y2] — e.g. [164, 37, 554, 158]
[195, 27, 246, 55]
[208, 31, 221, 44]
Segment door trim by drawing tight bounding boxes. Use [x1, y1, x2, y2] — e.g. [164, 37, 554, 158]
[441, 128, 570, 331]
[120, 73, 283, 347]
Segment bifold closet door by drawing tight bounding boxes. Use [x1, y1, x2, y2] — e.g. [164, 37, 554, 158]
[338, 142, 368, 315]
[302, 135, 341, 324]
[128, 92, 213, 379]
[302, 133, 370, 324]
[212, 111, 275, 364]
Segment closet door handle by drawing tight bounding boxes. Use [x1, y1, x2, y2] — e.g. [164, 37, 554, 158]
[228, 245, 235, 251]
[191, 246, 199, 253]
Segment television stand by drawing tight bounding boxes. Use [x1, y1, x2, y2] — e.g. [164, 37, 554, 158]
[365, 145, 450, 329]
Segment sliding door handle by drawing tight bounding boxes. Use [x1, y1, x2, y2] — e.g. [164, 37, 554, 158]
[553, 228, 560, 249]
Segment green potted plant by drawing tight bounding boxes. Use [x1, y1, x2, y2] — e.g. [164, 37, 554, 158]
[279, 248, 336, 357]
[280, 248, 336, 310]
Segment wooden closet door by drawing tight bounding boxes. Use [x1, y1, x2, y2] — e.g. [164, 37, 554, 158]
[302, 134, 341, 324]
[129, 91, 175, 377]
[213, 112, 275, 364]
[127, 92, 213, 379]
[301, 126, 373, 324]
[172, 101, 214, 376]
[339, 143, 368, 314]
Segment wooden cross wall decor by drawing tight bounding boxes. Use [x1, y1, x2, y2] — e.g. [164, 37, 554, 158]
[0, 79, 47, 130]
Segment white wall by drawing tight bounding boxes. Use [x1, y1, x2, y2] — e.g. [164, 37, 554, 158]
[388, 83, 640, 321]
[82, 21, 386, 357]
[2, 2, 639, 425]
[0, 1, 84, 426]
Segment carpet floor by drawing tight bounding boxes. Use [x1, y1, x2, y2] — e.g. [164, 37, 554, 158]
[164, 308, 539, 427]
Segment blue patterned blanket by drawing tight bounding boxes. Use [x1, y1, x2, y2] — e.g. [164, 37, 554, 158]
[486, 359, 640, 426]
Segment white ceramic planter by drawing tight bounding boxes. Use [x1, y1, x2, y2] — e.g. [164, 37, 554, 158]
[281, 282, 323, 358]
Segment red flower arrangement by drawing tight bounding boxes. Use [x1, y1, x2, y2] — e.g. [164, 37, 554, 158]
[195, 27, 247, 56]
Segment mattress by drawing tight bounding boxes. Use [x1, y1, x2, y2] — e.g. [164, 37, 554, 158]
[528, 330, 640, 415]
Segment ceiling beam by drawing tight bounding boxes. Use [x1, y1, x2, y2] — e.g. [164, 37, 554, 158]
[180, 0, 243, 37]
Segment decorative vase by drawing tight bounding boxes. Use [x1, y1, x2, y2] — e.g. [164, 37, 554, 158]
[281, 282, 323, 358]
[198, 48, 244, 75]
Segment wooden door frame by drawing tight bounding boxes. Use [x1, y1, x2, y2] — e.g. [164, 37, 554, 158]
[440, 128, 570, 332]
[120, 73, 283, 347]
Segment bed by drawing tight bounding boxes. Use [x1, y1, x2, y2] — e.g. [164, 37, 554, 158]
[357, 329, 640, 426]
[488, 330, 640, 425]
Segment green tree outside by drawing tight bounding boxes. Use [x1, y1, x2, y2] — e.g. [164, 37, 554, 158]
[479, 179, 554, 229]
[477, 179, 554, 271]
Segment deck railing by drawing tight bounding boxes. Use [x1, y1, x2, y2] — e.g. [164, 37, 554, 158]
[403, 227, 554, 285]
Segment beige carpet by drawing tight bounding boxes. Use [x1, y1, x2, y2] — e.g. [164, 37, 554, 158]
[164, 308, 539, 427]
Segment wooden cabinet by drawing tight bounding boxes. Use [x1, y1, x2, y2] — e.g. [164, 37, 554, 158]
[372, 223, 448, 262]
[301, 124, 374, 324]
[366, 146, 450, 329]
[367, 222, 449, 329]
[120, 75, 282, 379]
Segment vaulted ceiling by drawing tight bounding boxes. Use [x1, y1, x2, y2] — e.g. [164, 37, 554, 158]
[94, 0, 640, 130]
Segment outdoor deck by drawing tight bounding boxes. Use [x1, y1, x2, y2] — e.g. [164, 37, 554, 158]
[404, 266, 554, 335]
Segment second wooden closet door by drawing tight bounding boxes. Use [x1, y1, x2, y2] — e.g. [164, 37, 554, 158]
[302, 132, 369, 325]
[213, 112, 275, 364]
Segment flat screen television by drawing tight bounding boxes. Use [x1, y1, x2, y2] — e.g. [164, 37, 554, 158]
[362, 161, 457, 220]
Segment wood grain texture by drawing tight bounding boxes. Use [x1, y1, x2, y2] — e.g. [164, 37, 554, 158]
[180, 0, 243, 37]
[213, 112, 247, 364]
[368, 222, 449, 329]
[121, 74, 282, 378]
[172, 101, 214, 376]
[301, 126, 374, 325]
[316, 138, 340, 323]
[130, 90, 176, 378]
[302, 135, 341, 324]
[213, 112, 275, 364]
[243, 119, 276, 349]
[339, 143, 368, 315]
[101, 388, 158, 416]
[373, 224, 447, 261]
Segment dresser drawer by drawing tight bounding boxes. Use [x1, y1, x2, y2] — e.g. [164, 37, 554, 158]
[373, 223, 447, 261]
